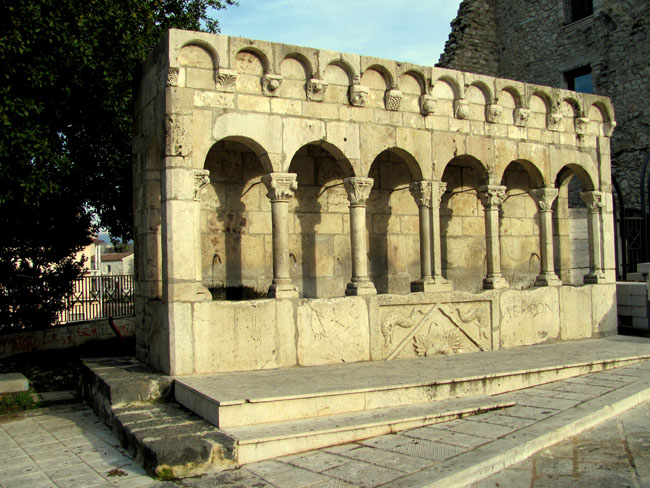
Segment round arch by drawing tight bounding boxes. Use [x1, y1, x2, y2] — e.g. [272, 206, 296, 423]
[498, 159, 546, 188]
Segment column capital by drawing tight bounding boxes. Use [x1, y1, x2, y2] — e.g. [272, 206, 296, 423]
[530, 187, 559, 212]
[579, 190, 604, 212]
[344, 177, 374, 206]
[262, 173, 298, 202]
[435, 181, 448, 207]
[193, 169, 211, 201]
[409, 180, 433, 208]
[478, 185, 507, 209]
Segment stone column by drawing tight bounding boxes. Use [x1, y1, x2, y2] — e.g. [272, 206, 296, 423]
[344, 177, 377, 296]
[580, 190, 605, 284]
[432, 181, 452, 289]
[409, 181, 434, 292]
[262, 173, 299, 298]
[530, 188, 562, 286]
[479, 185, 509, 289]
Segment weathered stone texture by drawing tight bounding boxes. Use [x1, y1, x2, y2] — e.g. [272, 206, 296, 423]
[439, 0, 650, 209]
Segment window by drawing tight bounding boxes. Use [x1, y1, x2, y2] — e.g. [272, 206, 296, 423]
[565, 65, 593, 94]
[567, 0, 593, 23]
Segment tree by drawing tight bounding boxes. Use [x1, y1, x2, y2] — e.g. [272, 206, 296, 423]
[0, 0, 235, 331]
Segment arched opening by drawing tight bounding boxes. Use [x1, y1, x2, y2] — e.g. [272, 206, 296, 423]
[201, 138, 271, 299]
[554, 165, 595, 285]
[367, 149, 421, 294]
[288, 142, 353, 298]
[440, 156, 489, 292]
[500, 161, 544, 289]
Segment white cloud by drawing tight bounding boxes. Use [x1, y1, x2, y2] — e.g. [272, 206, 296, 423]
[214, 0, 462, 65]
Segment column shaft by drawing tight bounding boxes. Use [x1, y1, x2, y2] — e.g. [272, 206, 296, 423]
[344, 177, 376, 296]
[580, 191, 605, 284]
[479, 185, 509, 289]
[531, 188, 561, 286]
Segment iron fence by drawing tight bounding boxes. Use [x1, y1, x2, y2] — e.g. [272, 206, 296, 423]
[56, 275, 134, 324]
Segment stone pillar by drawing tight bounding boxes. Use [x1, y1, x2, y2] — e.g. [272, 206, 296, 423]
[409, 181, 434, 292]
[432, 181, 452, 289]
[530, 188, 562, 286]
[344, 177, 377, 296]
[262, 173, 299, 298]
[580, 190, 605, 284]
[479, 185, 509, 289]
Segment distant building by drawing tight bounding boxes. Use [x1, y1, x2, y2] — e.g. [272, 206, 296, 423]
[76, 237, 107, 275]
[94, 252, 134, 276]
[439, 0, 650, 211]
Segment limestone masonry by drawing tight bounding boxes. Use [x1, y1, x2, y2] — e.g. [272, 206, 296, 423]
[134, 29, 618, 376]
[439, 0, 650, 210]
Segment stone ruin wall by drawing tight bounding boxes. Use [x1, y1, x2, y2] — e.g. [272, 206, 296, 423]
[133, 29, 618, 375]
[439, 0, 650, 209]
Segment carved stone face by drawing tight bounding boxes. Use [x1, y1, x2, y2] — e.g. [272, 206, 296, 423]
[350, 90, 368, 107]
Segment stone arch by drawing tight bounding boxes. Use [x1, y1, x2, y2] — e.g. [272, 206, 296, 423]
[361, 66, 390, 109]
[367, 149, 420, 294]
[497, 88, 519, 125]
[562, 95, 584, 118]
[323, 61, 355, 104]
[177, 43, 218, 89]
[432, 75, 463, 100]
[363, 64, 394, 89]
[499, 161, 543, 288]
[176, 40, 220, 69]
[553, 164, 596, 285]
[528, 92, 552, 130]
[288, 141, 353, 298]
[399, 72, 425, 114]
[499, 86, 524, 109]
[496, 158, 546, 189]
[236, 47, 270, 73]
[466, 84, 490, 121]
[469, 81, 494, 105]
[437, 154, 490, 183]
[280, 55, 310, 100]
[200, 137, 273, 299]
[328, 60, 358, 85]
[399, 70, 427, 94]
[431, 77, 458, 118]
[235, 49, 266, 95]
[440, 155, 488, 292]
[282, 53, 314, 79]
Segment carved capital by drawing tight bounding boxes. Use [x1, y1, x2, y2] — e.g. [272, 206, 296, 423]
[194, 169, 211, 201]
[454, 99, 469, 120]
[217, 69, 238, 92]
[307, 79, 328, 102]
[547, 112, 562, 131]
[420, 95, 436, 116]
[514, 107, 530, 127]
[435, 181, 448, 206]
[262, 173, 297, 202]
[579, 191, 604, 212]
[385, 89, 402, 111]
[263, 74, 283, 96]
[478, 185, 507, 209]
[409, 181, 433, 208]
[486, 103, 502, 123]
[349, 85, 369, 107]
[530, 187, 559, 212]
[167, 67, 180, 87]
[344, 177, 374, 206]
[575, 117, 589, 135]
[604, 120, 617, 137]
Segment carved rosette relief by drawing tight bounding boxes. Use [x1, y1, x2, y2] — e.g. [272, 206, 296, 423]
[385, 89, 403, 111]
[547, 112, 562, 131]
[349, 85, 369, 107]
[514, 107, 530, 127]
[478, 185, 506, 209]
[379, 301, 491, 360]
[217, 69, 238, 92]
[167, 67, 180, 87]
[530, 188, 559, 212]
[419, 95, 436, 116]
[262, 74, 283, 96]
[454, 99, 469, 120]
[262, 173, 298, 202]
[344, 177, 374, 206]
[409, 181, 433, 208]
[193, 169, 211, 201]
[575, 117, 589, 135]
[486, 103, 502, 124]
[307, 79, 328, 102]
[579, 191, 604, 213]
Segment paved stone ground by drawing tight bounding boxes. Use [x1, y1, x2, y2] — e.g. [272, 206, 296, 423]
[2, 362, 650, 488]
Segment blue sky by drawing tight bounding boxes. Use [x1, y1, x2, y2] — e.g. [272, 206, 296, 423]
[213, 0, 463, 66]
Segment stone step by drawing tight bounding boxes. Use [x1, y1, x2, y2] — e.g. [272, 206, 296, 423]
[174, 337, 650, 429]
[224, 395, 514, 465]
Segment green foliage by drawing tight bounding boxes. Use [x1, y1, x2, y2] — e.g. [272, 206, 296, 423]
[0, 390, 39, 415]
[0, 0, 234, 331]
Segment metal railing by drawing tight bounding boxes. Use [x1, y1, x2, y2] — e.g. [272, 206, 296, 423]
[56, 275, 134, 324]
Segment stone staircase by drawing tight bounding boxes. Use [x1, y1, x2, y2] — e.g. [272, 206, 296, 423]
[173, 337, 650, 465]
